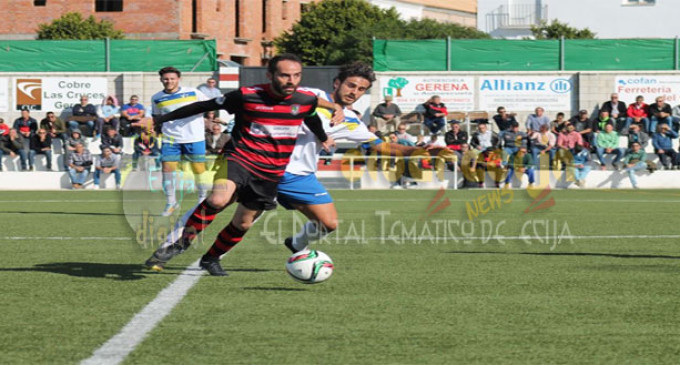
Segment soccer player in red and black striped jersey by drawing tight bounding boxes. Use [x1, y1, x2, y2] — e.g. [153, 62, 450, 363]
[144, 53, 334, 276]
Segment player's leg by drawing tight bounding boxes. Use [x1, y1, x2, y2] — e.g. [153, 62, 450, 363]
[199, 203, 263, 276]
[287, 202, 338, 253]
[183, 141, 210, 203]
[160, 141, 181, 216]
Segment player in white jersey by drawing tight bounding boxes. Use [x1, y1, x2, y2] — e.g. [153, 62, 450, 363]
[151, 66, 210, 217]
[278, 62, 452, 252]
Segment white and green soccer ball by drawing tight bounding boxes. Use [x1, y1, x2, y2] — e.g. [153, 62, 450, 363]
[285, 250, 334, 284]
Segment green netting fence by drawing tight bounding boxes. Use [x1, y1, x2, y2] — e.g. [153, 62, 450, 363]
[0, 39, 217, 72]
[374, 38, 680, 72]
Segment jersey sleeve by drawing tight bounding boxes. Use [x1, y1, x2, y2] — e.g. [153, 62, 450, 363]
[217, 89, 243, 114]
[328, 120, 381, 145]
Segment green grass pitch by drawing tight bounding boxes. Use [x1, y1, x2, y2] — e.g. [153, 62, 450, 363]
[1, 189, 680, 364]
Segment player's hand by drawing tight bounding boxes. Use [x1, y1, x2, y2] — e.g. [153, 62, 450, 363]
[321, 136, 336, 152]
[330, 104, 344, 126]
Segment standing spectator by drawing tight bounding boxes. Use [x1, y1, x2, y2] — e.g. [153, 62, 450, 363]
[423, 95, 447, 135]
[40, 111, 68, 143]
[16, 124, 31, 171]
[529, 124, 556, 169]
[93, 146, 121, 190]
[0, 128, 22, 171]
[625, 95, 649, 132]
[595, 123, 623, 170]
[652, 124, 679, 169]
[13, 109, 38, 134]
[470, 122, 498, 152]
[203, 110, 228, 133]
[0, 118, 9, 137]
[119, 95, 146, 137]
[29, 128, 53, 171]
[198, 78, 222, 99]
[556, 124, 583, 170]
[570, 144, 591, 188]
[64, 129, 88, 170]
[498, 122, 527, 165]
[372, 95, 402, 134]
[97, 95, 120, 137]
[132, 131, 161, 169]
[69, 95, 102, 138]
[551, 112, 568, 135]
[601, 93, 627, 133]
[623, 142, 649, 189]
[395, 122, 416, 144]
[444, 121, 467, 153]
[67, 143, 92, 189]
[205, 123, 231, 155]
[525, 107, 550, 133]
[99, 126, 123, 155]
[626, 124, 649, 149]
[492, 106, 517, 132]
[592, 110, 613, 133]
[648, 96, 674, 134]
[570, 110, 595, 148]
[504, 147, 535, 188]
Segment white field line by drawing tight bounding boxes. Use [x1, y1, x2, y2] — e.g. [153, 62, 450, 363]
[80, 259, 204, 365]
[0, 236, 133, 241]
[2, 198, 680, 204]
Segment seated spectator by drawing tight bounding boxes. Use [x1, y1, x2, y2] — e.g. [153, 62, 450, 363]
[395, 123, 416, 144]
[478, 149, 504, 188]
[444, 121, 467, 152]
[423, 95, 447, 135]
[0, 118, 9, 137]
[672, 102, 680, 132]
[204, 110, 228, 133]
[492, 106, 517, 132]
[97, 95, 120, 137]
[198, 77, 222, 99]
[119, 95, 146, 137]
[40, 111, 68, 143]
[592, 110, 613, 134]
[0, 128, 22, 171]
[13, 109, 38, 134]
[569, 110, 595, 148]
[600, 93, 627, 133]
[525, 107, 550, 133]
[648, 96, 674, 134]
[623, 142, 649, 189]
[372, 95, 402, 133]
[17, 124, 31, 171]
[652, 124, 679, 169]
[529, 124, 556, 169]
[625, 95, 649, 133]
[551, 112, 568, 135]
[556, 124, 583, 170]
[132, 131, 161, 170]
[458, 143, 484, 188]
[67, 142, 93, 189]
[504, 147, 534, 188]
[570, 144, 591, 188]
[99, 126, 123, 155]
[93, 146, 121, 190]
[68, 95, 102, 138]
[64, 129, 88, 170]
[627, 124, 649, 149]
[595, 123, 623, 170]
[498, 122, 528, 165]
[470, 123, 498, 152]
[205, 123, 231, 155]
[29, 128, 53, 171]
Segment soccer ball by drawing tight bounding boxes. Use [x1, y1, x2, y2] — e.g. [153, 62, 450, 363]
[285, 250, 334, 284]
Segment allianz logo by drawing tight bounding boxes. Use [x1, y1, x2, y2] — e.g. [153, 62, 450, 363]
[480, 79, 572, 93]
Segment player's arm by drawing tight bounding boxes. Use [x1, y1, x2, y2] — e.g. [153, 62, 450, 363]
[316, 97, 343, 125]
[153, 90, 239, 125]
[303, 113, 334, 152]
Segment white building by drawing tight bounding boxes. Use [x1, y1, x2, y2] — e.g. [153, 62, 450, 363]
[367, 0, 478, 27]
[478, 0, 680, 39]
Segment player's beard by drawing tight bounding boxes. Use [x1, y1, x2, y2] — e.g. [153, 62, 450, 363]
[334, 90, 355, 107]
[272, 79, 297, 96]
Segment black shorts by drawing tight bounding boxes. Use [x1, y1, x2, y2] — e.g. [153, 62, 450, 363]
[213, 158, 278, 211]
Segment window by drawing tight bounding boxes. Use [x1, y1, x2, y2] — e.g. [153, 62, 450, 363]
[623, 0, 655, 5]
[95, 0, 123, 12]
[34, 0, 47, 6]
[235, 0, 241, 37]
[262, 0, 268, 33]
[282, 0, 288, 20]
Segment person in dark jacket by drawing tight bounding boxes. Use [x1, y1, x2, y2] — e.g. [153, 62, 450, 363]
[29, 128, 53, 171]
[0, 128, 23, 171]
[423, 95, 447, 135]
[99, 126, 123, 154]
[444, 121, 467, 152]
[652, 124, 679, 169]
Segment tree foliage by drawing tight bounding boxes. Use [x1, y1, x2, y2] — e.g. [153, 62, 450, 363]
[37, 12, 125, 40]
[274, 0, 489, 65]
[531, 20, 595, 40]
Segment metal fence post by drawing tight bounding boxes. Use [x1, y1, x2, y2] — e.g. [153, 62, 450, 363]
[559, 36, 565, 71]
[105, 38, 110, 72]
[675, 36, 679, 70]
[447, 36, 451, 71]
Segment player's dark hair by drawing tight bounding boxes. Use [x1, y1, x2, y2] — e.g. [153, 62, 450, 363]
[335, 62, 376, 87]
[267, 53, 302, 74]
[158, 66, 181, 78]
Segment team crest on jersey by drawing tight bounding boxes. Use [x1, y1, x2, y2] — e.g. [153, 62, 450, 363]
[291, 104, 301, 115]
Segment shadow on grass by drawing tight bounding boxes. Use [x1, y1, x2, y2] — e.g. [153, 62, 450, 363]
[242, 287, 308, 292]
[0, 262, 156, 280]
[448, 250, 680, 260]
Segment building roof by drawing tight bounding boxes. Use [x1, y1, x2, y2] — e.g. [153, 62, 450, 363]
[400, 0, 477, 14]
